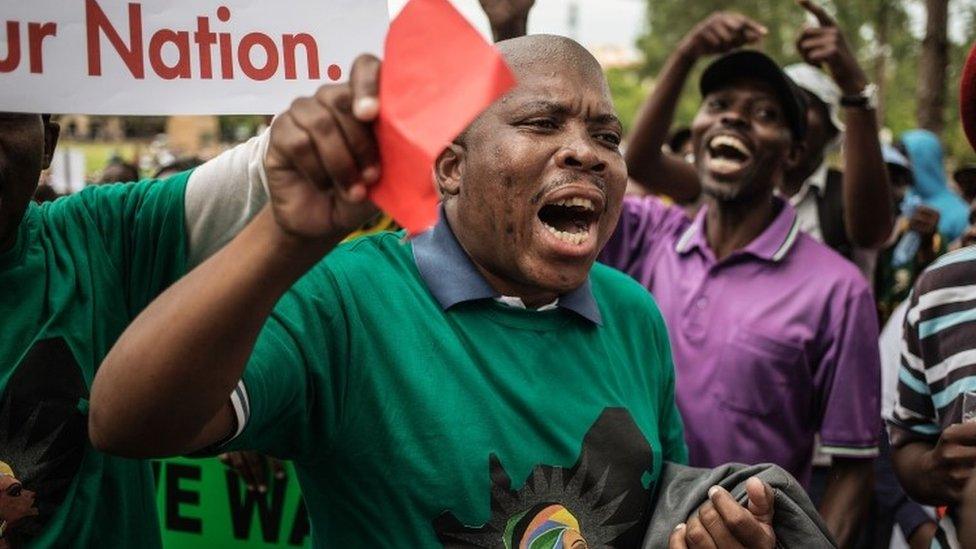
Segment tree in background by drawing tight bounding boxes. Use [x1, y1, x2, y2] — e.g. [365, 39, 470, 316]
[918, 0, 950, 134]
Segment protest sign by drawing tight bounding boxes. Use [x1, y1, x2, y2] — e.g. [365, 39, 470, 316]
[154, 457, 310, 548]
[0, 0, 387, 114]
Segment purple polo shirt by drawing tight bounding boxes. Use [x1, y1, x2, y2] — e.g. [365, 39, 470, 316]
[600, 196, 881, 485]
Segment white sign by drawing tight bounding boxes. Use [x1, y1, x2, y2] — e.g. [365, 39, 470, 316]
[0, 0, 388, 114]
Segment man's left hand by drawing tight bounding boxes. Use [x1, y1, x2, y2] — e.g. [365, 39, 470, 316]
[669, 477, 776, 549]
[796, 0, 869, 95]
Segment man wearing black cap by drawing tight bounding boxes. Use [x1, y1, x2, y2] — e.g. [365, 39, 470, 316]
[601, 13, 881, 546]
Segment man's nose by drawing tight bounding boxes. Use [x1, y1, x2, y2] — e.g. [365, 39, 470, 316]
[554, 137, 607, 174]
[719, 109, 749, 129]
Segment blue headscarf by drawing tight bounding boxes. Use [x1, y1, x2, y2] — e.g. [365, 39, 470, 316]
[901, 129, 970, 240]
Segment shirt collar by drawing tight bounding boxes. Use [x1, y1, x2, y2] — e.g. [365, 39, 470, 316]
[805, 163, 830, 194]
[780, 163, 829, 207]
[412, 208, 603, 325]
[675, 198, 801, 263]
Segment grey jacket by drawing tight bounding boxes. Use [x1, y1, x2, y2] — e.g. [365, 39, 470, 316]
[642, 463, 837, 548]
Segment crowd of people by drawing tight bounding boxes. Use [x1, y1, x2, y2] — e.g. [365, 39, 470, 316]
[4, 0, 976, 547]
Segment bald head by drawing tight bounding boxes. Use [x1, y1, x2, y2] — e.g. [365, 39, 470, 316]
[456, 35, 610, 145]
[496, 35, 607, 90]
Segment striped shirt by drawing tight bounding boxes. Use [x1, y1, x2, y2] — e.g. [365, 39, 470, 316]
[890, 246, 976, 440]
[889, 246, 976, 549]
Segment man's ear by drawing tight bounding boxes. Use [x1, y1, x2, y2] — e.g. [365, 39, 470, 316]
[436, 142, 465, 198]
[42, 119, 60, 171]
[785, 139, 806, 173]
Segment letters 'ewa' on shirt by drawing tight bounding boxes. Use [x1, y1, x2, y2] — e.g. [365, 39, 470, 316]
[222, 212, 688, 548]
[0, 133, 270, 547]
[600, 196, 881, 487]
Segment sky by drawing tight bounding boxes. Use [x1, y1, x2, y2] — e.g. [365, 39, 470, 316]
[386, 0, 647, 49]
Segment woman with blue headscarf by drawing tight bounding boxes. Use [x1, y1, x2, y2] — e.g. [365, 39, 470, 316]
[901, 129, 970, 241]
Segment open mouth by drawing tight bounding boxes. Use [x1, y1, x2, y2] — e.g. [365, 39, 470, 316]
[705, 134, 753, 176]
[537, 197, 600, 246]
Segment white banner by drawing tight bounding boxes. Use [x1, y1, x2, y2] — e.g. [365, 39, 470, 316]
[0, 0, 388, 114]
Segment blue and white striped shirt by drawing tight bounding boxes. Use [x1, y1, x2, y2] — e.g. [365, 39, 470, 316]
[889, 246, 976, 549]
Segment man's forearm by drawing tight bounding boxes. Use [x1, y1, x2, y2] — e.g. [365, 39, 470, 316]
[491, 17, 527, 41]
[842, 106, 894, 248]
[89, 208, 336, 457]
[624, 47, 700, 202]
[818, 458, 874, 547]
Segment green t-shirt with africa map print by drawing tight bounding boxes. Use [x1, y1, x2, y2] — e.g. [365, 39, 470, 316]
[224, 231, 688, 548]
[0, 175, 188, 548]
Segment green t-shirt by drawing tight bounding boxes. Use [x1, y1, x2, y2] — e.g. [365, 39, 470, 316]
[227, 232, 687, 547]
[0, 175, 189, 547]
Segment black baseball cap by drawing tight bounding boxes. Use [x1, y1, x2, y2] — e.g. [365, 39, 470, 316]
[699, 50, 808, 141]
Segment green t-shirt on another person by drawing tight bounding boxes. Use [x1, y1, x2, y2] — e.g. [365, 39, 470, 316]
[0, 177, 188, 547]
[223, 217, 688, 548]
[0, 131, 273, 547]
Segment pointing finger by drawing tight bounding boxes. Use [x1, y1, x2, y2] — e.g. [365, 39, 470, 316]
[798, 0, 836, 27]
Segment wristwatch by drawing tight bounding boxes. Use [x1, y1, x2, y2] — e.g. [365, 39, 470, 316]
[840, 83, 879, 110]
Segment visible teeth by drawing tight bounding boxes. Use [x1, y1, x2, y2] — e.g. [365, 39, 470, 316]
[708, 157, 744, 172]
[552, 197, 595, 211]
[544, 223, 590, 245]
[709, 135, 751, 157]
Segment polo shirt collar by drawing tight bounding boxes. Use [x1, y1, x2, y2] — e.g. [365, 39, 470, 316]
[805, 162, 829, 195]
[780, 162, 828, 208]
[675, 198, 801, 263]
[412, 209, 603, 325]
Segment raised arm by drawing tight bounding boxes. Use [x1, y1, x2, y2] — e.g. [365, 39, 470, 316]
[479, 0, 534, 42]
[797, 0, 893, 248]
[88, 55, 383, 458]
[625, 13, 766, 202]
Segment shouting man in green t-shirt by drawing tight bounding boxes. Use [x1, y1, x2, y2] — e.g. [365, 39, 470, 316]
[90, 37, 778, 548]
[0, 112, 273, 546]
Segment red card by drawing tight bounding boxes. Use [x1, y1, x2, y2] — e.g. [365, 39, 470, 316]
[372, 0, 517, 234]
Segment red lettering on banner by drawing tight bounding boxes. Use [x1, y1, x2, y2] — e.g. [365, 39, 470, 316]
[86, 0, 145, 78]
[78, 1, 334, 82]
[0, 22, 21, 73]
[194, 17, 216, 79]
[149, 30, 191, 79]
[238, 33, 278, 81]
[28, 22, 57, 74]
[327, 64, 342, 81]
[282, 34, 320, 80]
[218, 35, 233, 79]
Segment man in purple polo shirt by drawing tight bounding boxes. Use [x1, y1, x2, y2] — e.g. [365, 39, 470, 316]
[601, 13, 881, 546]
